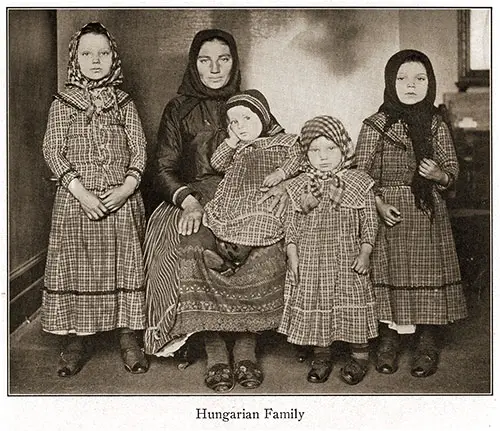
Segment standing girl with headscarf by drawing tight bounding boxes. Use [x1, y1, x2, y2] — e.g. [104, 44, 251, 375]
[279, 116, 379, 385]
[42, 22, 149, 376]
[356, 50, 467, 378]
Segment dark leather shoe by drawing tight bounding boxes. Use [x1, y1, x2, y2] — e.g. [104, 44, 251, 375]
[296, 345, 310, 363]
[410, 326, 439, 378]
[307, 359, 332, 383]
[375, 325, 400, 374]
[411, 352, 438, 378]
[203, 249, 237, 276]
[376, 347, 398, 374]
[57, 336, 93, 377]
[340, 358, 368, 385]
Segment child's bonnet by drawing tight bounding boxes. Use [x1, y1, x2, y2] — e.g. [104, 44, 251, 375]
[288, 115, 374, 214]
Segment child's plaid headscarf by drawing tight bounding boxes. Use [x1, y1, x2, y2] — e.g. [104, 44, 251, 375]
[66, 22, 123, 123]
[299, 116, 355, 212]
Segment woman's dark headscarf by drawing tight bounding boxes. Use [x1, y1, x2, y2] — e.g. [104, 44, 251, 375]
[178, 29, 241, 99]
[379, 49, 438, 217]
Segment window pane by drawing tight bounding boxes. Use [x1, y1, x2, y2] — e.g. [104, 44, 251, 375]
[470, 9, 490, 70]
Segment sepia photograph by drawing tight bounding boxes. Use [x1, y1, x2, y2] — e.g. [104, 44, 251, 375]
[3, 3, 495, 429]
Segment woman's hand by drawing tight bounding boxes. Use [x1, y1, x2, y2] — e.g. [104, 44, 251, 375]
[375, 196, 402, 227]
[418, 158, 449, 186]
[257, 181, 289, 218]
[286, 243, 299, 285]
[100, 177, 137, 213]
[261, 169, 286, 189]
[178, 194, 204, 236]
[68, 179, 109, 221]
[351, 243, 372, 275]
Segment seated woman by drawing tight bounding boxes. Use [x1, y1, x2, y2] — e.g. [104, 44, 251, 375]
[144, 30, 288, 393]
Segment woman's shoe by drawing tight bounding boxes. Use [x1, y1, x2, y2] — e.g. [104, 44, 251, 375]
[57, 336, 92, 377]
[340, 357, 368, 385]
[175, 342, 195, 370]
[119, 330, 149, 374]
[234, 360, 263, 389]
[307, 359, 333, 383]
[205, 363, 235, 393]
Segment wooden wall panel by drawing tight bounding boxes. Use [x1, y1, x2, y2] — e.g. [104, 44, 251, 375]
[9, 9, 57, 331]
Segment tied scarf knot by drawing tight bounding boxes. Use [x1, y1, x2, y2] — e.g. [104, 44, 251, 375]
[84, 87, 122, 124]
[299, 171, 345, 214]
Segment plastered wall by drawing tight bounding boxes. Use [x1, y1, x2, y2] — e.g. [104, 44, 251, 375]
[56, 9, 458, 149]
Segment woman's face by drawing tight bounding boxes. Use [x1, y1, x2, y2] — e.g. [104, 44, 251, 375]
[395, 61, 429, 105]
[307, 136, 342, 172]
[227, 106, 263, 141]
[77, 33, 113, 81]
[196, 39, 233, 89]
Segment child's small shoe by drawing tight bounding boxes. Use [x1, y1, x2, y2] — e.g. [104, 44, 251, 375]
[340, 357, 368, 385]
[203, 249, 237, 276]
[295, 345, 310, 363]
[215, 240, 252, 268]
[203, 249, 225, 271]
[57, 335, 93, 377]
[119, 329, 149, 374]
[307, 359, 333, 383]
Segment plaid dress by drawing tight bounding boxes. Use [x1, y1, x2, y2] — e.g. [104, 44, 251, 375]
[355, 112, 467, 325]
[205, 133, 300, 246]
[278, 169, 379, 346]
[41, 88, 147, 334]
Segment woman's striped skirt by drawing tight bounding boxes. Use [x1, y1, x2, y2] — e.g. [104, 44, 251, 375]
[143, 201, 286, 355]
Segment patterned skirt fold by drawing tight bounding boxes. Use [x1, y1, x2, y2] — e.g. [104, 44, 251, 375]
[172, 225, 286, 336]
[42, 188, 146, 333]
[372, 186, 467, 324]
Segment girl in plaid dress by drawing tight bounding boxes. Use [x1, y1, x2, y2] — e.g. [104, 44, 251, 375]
[202, 89, 300, 274]
[355, 50, 467, 378]
[42, 22, 149, 377]
[279, 116, 379, 385]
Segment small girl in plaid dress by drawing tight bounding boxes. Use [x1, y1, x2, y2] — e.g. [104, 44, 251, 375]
[42, 22, 149, 377]
[355, 50, 466, 378]
[278, 116, 379, 385]
[201, 89, 301, 274]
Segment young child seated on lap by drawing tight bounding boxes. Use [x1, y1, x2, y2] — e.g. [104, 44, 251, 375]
[202, 89, 301, 274]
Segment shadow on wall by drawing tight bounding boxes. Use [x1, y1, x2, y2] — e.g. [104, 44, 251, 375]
[292, 10, 363, 76]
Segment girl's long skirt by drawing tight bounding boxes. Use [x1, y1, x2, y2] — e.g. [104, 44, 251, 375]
[42, 187, 146, 334]
[373, 186, 467, 325]
[143, 202, 286, 355]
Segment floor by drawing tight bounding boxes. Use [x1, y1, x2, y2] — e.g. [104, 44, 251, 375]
[8, 285, 490, 396]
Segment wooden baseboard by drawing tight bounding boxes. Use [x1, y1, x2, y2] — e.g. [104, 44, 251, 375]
[10, 250, 46, 333]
